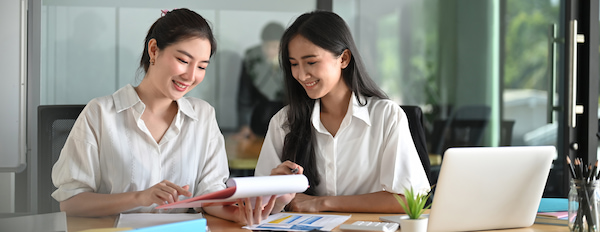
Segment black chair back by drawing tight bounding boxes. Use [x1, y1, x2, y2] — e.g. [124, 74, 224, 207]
[250, 101, 284, 137]
[400, 105, 432, 185]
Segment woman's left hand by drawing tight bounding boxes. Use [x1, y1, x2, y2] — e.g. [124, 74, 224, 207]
[235, 195, 277, 226]
[286, 193, 323, 213]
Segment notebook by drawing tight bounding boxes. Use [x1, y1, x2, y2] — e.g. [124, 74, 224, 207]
[426, 146, 555, 232]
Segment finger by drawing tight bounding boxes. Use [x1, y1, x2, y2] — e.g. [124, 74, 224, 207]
[155, 190, 176, 204]
[163, 181, 192, 197]
[236, 199, 247, 225]
[262, 195, 277, 219]
[253, 196, 263, 224]
[181, 185, 192, 197]
[282, 161, 304, 174]
[294, 165, 304, 175]
[281, 160, 299, 169]
[244, 198, 253, 226]
[155, 185, 180, 203]
[272, 161, 301, 175]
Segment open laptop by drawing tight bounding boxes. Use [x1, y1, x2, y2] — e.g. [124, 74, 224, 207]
[382, 146, 555, 231]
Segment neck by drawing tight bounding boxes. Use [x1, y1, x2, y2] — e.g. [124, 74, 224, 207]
[320, 86, 352, 117]
[135, 79, 175, 114]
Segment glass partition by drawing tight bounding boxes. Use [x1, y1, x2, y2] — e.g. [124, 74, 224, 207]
[333, 0, 571, 196]
[40, 0, 315, 131]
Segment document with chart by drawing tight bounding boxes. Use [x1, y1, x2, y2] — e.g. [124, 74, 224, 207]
[243, 213, 351, 231]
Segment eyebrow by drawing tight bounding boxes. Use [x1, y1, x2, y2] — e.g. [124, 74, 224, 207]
[177, 49, 210, 63]
[289, 55, 318, 60]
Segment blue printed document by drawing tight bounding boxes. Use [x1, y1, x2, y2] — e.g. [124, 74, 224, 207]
[243, 213, 351, 231]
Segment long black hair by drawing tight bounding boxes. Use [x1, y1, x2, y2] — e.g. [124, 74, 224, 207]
[280, 11, 387, 195]
[139, 8, 217, 73]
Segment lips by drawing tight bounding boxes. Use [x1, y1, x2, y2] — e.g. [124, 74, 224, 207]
[304, 80, 319, 88]
[173, 80, 189, 91]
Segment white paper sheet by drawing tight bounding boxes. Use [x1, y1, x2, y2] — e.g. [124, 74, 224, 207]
[227, 174, 309, 198]
[157, 174, 309, 209]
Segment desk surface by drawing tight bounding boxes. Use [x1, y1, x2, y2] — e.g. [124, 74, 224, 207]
[67, 213, 568, 232]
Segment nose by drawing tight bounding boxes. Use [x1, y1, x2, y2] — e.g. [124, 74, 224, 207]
[183, 65, 196, 81]
[295, 65, 309, 81]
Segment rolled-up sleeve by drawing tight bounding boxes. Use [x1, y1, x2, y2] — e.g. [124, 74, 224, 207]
[194, 107, 229, 196]
[380, 105, 430, 194]
[51, 107, 101, 202]
[255, 108, 288, 176]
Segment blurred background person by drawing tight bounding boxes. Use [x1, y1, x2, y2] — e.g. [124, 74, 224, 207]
[236, 22, 285, 140]
[233, 22, 285, 160]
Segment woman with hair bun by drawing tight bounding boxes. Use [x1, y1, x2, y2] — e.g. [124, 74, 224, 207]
[52, 9, 273, 224]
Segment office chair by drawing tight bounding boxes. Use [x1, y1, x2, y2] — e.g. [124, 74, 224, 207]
[250, 101, 284, 137]
[500, 120, 515, 146]
[400, 105, 432, 185]
[431, 105, 491, 155]
[37, 105, 86, 213]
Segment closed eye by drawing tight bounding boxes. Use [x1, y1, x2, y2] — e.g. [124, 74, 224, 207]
[178, 58, 189, 64]
[198, 66, 206, 70]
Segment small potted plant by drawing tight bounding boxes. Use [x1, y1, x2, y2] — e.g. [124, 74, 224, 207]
[394, 186, 432, 232]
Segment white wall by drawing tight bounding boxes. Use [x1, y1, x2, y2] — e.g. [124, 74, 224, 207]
[0, 0, 24, 213]
[0, 173, 15, 213]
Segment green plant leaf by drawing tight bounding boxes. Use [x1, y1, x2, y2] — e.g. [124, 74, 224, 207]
[395, 186, 432, 219]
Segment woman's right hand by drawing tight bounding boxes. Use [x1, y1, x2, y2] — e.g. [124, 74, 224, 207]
[135, 180, 192, 207]
[271, 160, 304, 175]
[269, 161, 304, 212]
[235, 195, 277, 225]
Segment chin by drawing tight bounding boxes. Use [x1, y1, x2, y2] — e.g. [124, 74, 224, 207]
[306, 92, 325, 100]
[169, 93, 185, 101]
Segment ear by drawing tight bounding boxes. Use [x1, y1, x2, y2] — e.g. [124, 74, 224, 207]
[148, 38, 159, 60]
[340, 49, 351, 69]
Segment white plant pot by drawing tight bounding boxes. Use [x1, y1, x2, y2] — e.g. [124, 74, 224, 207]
[399, 215, 428, 232]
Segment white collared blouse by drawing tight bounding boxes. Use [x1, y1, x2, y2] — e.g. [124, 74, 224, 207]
[51, 84, 229, 213]
[255, 93, 429, 196]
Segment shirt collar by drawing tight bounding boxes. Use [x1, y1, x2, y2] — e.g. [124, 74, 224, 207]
[349, 92, 371, 126]
[175, 97, 198, 121]
[113, 84, 143, 114]
[311, 92, 371, 133]
[112, 84, 198, 121]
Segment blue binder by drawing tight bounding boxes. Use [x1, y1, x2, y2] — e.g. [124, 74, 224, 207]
[135, 218, 206, 232]
[537, 198, 568, 212]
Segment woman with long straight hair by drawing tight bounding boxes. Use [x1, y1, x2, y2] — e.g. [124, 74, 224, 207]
[255, 10, 430, 214]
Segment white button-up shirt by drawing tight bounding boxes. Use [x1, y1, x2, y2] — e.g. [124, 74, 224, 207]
[255, 94, 429, 196]
[52, 84, 229, 213]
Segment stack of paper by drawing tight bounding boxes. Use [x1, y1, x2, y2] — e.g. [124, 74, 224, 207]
[535, 198, 568, 226]
[535, 211, 568, 226]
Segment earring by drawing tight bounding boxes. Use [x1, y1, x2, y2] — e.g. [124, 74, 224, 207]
[150, 58, 155, 65]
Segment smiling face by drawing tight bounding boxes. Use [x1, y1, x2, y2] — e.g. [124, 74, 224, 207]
[146, 37, 211, 101]
[287, 35, 350, 100]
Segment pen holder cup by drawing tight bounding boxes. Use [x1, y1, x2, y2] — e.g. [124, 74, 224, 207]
[569, 179, 600, 232]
